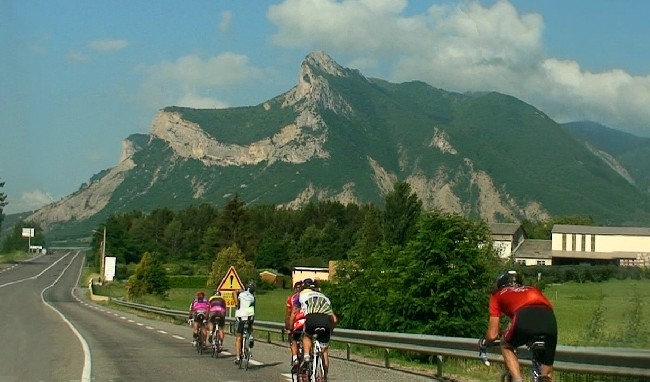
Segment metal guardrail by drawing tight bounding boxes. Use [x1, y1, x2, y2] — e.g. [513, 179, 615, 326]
[110, 299, 650, 379]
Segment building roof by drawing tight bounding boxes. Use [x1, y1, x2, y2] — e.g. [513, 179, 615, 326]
[552, 224, 650, 236]
[489, 223, 522, 236]
[293, 266, 329, 272]
[551, 250, 639, 260]
[513, 239, 552, 259]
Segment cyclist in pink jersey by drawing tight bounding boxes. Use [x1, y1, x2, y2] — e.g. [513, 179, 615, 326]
[188, 291, 210, 346]
[208, 291, 227, 349]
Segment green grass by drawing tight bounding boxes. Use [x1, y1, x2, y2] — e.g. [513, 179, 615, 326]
[93, 283, 291, 322]
[0, 250, 32, 263]
[544, 278, 650, 347]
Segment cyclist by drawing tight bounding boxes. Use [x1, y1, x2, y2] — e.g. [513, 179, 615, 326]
[289, 278, 337, 376]
[285, 280, 305, 372]
[188, 291, 210, 347]
[480, 270, 558, 382]
[207, 290, 227, 350]
[233, 281, 256, 365]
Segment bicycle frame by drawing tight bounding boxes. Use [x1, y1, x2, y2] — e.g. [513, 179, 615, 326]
[310, 336, 326, 382]
[211, 321, 222, 358]
[238, 319, 252, 370]
[481, 339, 548, 382]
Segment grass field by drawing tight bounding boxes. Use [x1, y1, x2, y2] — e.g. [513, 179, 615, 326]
[545, 278, 650, 347]
[0, 250, 34, 264]
[92, 276, 650, 348]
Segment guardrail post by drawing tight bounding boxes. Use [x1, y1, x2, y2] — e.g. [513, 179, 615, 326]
[267, 331, 271, 343]
[500, 371, 510, 382]
[384, 349, 390, 368]
[436, 355, 443, 377]
[346, 343, 351, 361]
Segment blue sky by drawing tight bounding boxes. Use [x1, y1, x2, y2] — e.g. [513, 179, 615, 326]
[2, 0, 650, 214]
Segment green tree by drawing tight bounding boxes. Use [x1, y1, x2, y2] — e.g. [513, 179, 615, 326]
[327, 210, 500, 337]
[0, 178, 7, 233]
[126, 252, 170, 299]
[206, 245, 256, 290]
[382, 181, 422, 246]
[1, 221, 45, 253]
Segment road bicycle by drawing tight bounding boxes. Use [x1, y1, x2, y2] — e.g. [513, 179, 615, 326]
[210, 320, 223, 358]
[291, 332, 305, 382]
[237, 318, 253, 370]
[479, 337, 550, 382]
[194, 314, 208, 355]
[301, 328, 327, 382]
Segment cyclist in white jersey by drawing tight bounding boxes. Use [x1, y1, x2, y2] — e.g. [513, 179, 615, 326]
[234, 281, 256, 364]
[289, 278, 337, 374]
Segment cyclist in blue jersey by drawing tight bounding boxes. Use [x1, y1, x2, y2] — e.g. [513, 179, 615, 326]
[289, 279, 337, 374]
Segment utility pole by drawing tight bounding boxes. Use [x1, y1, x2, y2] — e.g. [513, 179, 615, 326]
[100, 227, 106, 284]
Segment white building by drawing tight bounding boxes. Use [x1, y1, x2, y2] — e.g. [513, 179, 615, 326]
[550, 224, 650, 266]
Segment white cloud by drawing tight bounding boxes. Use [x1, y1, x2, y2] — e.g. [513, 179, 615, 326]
[218, 10, 233, 32]
[140, 52, 263, 109]
[268, 0, 650, 137]
[5, 190, 54, 214]
[176, 93, 230, 109]
[66, 51, 90, 63]
[89, 39, 129, 53]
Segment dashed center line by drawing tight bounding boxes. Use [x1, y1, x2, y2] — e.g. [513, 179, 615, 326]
[75, 292, 273, 372]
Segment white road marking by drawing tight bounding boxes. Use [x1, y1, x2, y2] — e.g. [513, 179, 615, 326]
[172, 335, 185, 340]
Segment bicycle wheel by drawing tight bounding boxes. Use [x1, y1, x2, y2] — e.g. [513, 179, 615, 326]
[210, 330, 216, 358]
[244, 334, 251, 370]
[237, 334, 244, 369]
[315, 353, 325, 382]
[199, 330, 205, 355]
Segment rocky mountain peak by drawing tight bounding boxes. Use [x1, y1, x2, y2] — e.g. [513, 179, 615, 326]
[282, 51, 355, 115]
[303, 51, 349, 77]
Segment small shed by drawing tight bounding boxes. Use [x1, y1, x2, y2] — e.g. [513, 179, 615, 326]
[259, 270, 284, 288]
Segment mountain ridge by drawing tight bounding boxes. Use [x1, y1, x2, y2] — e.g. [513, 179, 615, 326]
[20, 51, 650, 239]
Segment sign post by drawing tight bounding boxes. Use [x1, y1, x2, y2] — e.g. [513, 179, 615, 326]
[21, 228, 34, 252]
[216, 266, 244, 317]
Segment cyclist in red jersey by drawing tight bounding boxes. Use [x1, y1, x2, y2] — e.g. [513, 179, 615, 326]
[285, 281, 304, 372]
[480, 270, 557, 382]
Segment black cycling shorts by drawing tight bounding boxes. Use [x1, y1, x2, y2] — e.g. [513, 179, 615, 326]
[193, 311, 207, 323]
[235, 316, 254, 334]
[209, 313, 226, 328]
[304, 313, 334, 344]
[503, 305, 558, 366]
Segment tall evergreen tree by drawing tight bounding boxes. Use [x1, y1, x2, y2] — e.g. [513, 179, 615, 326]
[0, 178, 7, 233]
[382, 181, 422, 246]
[126, 252, 169, 299]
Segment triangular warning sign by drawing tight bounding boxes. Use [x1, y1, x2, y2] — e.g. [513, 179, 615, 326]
[217, 266, 244, 291]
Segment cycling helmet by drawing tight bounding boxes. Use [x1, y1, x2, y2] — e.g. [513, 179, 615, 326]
[301, 278, 317, 291]
[246, 281, 256, 294]
[496, 270, 522, 289]
[196, 291, 205, 298]
[293, 280, 303, 292]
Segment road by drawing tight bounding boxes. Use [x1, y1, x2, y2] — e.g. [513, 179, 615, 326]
[0, 250, 441, 381]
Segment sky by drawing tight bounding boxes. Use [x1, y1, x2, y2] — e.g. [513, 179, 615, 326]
[2, 0, 650, 215]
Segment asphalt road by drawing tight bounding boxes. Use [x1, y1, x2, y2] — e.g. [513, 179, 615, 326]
[0, 251, 442, 382]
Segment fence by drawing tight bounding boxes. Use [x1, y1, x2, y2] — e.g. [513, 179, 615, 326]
[108, 298, 650, 380]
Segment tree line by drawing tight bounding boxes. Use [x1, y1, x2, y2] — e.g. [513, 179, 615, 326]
[91, 182, 507, 337]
